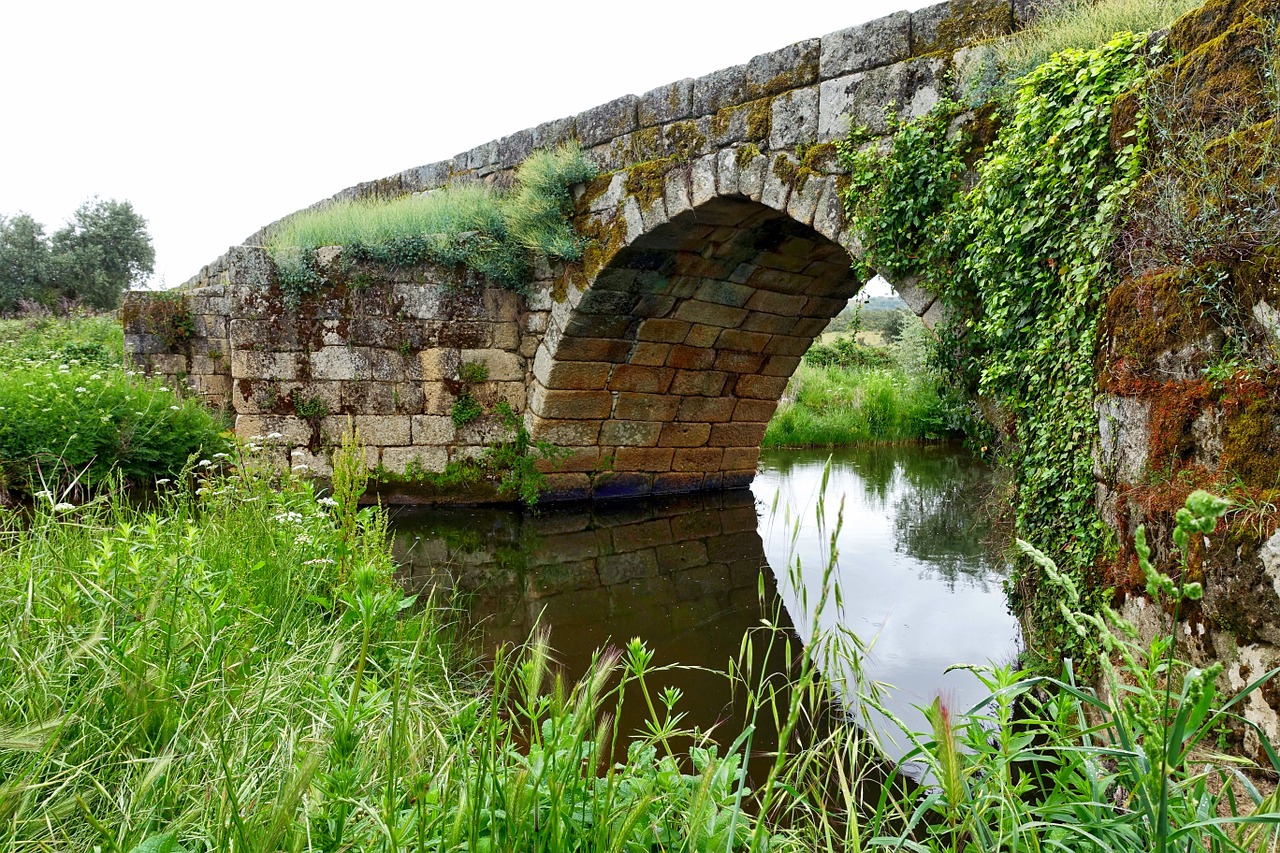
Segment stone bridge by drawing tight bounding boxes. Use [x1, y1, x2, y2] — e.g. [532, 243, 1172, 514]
[125, 0, 1025, 501]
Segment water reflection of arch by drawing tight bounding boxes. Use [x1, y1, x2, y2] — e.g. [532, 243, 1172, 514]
[391, 491, 794, 744]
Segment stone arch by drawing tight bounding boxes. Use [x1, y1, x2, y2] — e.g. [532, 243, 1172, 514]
[527, 181, 862, 501]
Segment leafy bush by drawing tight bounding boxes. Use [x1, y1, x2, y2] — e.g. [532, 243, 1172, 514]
[266, 144, 597, 300]
[0, 356, 228, 496]
[802, 336, 894, 370]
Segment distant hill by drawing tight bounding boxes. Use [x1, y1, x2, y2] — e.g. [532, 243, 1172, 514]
[862, 294, 908, 312]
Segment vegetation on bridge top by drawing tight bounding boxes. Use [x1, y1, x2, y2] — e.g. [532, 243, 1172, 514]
[265, 144, 596, 302]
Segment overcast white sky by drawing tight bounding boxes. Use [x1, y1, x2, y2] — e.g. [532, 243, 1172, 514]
[2, 0, 933, 289]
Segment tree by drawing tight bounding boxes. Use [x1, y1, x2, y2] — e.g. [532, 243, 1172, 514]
[0, 214, 51, 313]
[49, 198, 154, 310]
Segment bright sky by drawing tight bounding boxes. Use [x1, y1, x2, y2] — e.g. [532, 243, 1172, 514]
[2, 0, 932, 290]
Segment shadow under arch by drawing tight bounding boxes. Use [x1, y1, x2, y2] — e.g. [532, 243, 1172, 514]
[528, 194, 863, 501]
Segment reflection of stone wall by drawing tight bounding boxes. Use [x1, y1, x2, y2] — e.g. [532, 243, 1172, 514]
[393, 491, 768, 659]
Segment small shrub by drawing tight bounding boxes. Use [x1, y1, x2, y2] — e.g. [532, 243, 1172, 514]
[291, 389, 330, 420]
[457, 359, 489, 384]
[450, 391, 482, 428]
[0, 357, 229, 496]
[801, 336, 894, 370]
[135, 291, 195, 348]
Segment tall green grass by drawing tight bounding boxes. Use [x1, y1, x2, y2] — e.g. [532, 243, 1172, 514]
[763, 363, 948, 447]
[962, 0, 1201, 104]
[999, 0, 1199, 80]
[3, 429, 1279, 850]
[0, 313, 123, 365]
[266, 143, 596, 296]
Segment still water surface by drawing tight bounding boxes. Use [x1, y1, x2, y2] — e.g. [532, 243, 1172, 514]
[390, 443, 1020, 763]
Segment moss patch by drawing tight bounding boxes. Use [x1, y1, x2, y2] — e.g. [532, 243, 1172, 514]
[1149, 18, 1276, 138]
[1166, 0, 1280, 55]
[1102, 268, 1218, 382]
[710, 97, 775, 144]
[911, 0, 1013, 56]
[1220, 373, 1280, 484]
[735, 143, 763, 169]
[622, 158, 678, 209]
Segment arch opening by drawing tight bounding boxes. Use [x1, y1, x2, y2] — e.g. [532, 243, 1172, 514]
[528, 195, 863, 500]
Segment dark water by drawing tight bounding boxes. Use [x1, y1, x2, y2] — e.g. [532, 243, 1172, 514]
[390, 443, 1019, 765]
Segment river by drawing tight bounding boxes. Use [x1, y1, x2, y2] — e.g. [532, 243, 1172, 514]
[390, 443, 1020, 768]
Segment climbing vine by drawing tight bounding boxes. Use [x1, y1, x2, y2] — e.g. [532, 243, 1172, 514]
[842, 32, 1153, 670]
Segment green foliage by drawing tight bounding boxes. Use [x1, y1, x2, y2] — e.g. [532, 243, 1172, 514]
[503, 141, 599, 257]
[839, 101, 970, 284]
[290, 388, 329, 420]
[859, 306, 909, 342]
[386, 402, 564, 506]
[135, 291, 195, 349]
[0, 199, 154, 312]
[0, 313, 123, 365]
[49, 198, 156, 310]
[0, 214, 50, 314]
[486, 401, 566, 506]
[842, 33, 1153, 669]
[801, 336, 894, 370]
[967, 0, 1200, 103]
[266, 144, 597, 302]
[0, 349, 228, 497]
[456, 359, 489, 384]
[449, 390, 482, 428]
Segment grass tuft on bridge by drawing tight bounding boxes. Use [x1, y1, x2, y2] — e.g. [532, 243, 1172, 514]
[266, 143, 595, 300]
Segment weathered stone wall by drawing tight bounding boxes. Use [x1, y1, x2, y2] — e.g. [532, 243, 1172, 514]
[130, 245, 556, 498]
[1092, 0, 1280, 760]
[122, 284, 231, 409]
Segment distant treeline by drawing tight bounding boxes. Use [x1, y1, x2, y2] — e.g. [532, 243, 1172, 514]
[0, 199, 154, 314]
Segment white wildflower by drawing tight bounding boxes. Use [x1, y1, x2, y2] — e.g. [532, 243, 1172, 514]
[317, 496, 338, 507]
[53, 502, 76, 513]
[75, 387, 88, 394]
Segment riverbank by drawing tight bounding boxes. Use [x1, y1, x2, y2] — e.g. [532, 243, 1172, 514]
[763, 317, 958, 449]
[4, 441, 1276, 849]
